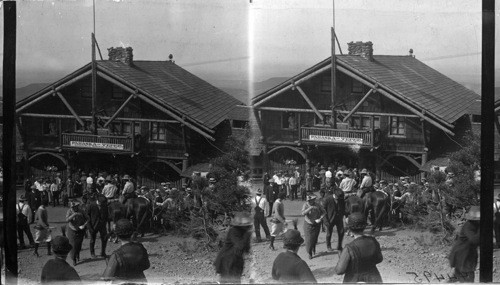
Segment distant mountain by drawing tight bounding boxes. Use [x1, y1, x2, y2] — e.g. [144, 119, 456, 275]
[16, 83, 50, 101]
[208, 77, 290, 104]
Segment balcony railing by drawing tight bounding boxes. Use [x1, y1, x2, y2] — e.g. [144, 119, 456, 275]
[61, 133, 134, 153]
[301, 127, 373, 147]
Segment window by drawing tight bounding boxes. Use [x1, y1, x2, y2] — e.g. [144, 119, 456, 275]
[282, 112, 297, 129]
[112, 85, 124, 99]
[134, 122, 141, 135]
[351, 80, 364, 94]
[315, 115, 333, 126]
[389, 116, 405, 136]
[373, 117, 380, 129]
[150, 122, 167, 142]
[43, 119, 58, 136]
[232, 120, 248, 129]
[320, 75, 331, 92]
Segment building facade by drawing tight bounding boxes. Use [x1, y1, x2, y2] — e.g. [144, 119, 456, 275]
[16, 47, 243, 187]
[251, 41, 479, 181]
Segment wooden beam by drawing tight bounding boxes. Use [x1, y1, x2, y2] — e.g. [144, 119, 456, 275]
[137, 94, 215, 141]
[342, 84, 378, 122]
[103, 93, 136, 128]
[16, 70, 92, 113]
[337, 110, 419, 118]
[56, 92, 85, 127]
[337, 65, 454, 135]
[19, 113, 180, 124]
[337, 64, 454, 129]
[253, 64, 331, 107]
[251, 106, 420, 119]
[295, 85, 324, 121]
[97, 70, 215, 135]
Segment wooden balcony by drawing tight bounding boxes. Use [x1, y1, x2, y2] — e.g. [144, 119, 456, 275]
[300, 126, 373, 147]
[61, 133, 134, 153]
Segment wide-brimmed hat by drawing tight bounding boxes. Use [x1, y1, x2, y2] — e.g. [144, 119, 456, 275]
[122, 174, 131, 180]
[52, 236, 73, 255]
[465, 206, 480, 221]
[19, 195, 26, 202]
[231, 212, 253, 227]
[347, 212, 367, 230]
[360, 169, 368, 174]
[283, 229, 304, 247]
[115, 219, 135, 237]
[295, 166, 300, 170]
[343, 170, 351, 177]
[256, 189, 263, 195]
[209, 178, 216, 183]
[306, 194, 317, 201]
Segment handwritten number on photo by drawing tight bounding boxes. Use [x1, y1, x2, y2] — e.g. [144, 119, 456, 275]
[407, 272, 422, 283]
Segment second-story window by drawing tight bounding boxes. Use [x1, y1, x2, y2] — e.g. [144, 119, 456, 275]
[282, 112, 297, 130]
[389, 116, 406, 137]
[150, 122, 167, 142]
[42, 119, 58, 136]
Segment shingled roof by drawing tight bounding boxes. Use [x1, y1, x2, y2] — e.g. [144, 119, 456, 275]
[16, 60, 243, 133]
[253, 54, 480, 128]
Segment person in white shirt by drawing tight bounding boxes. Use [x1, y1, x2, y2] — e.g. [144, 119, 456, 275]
[339, 171, 357, 194]
[325, 167, 333, 187]
[494, 194, 500, 248]
[359, 169, 373, 198]
[86, 174, 94, 192]
[251, 189, 270, 243]
[17, 195, 35, 249]
[289, 175, 298, 201]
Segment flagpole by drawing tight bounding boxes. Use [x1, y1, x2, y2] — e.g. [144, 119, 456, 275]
[331, 0, 337, 128]
[91, 0, 97, 135]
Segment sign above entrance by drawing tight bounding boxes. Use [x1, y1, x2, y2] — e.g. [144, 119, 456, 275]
[309, 135, 363, 145]
[69, 141, 125, 150]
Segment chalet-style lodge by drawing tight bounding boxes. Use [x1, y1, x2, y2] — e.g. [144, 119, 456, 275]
[251, 41, 480, 181]
[16, 47, 242, 187]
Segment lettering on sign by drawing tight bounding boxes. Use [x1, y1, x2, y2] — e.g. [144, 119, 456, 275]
[309, 135, 363, 144]
[69, 141, 125, 150]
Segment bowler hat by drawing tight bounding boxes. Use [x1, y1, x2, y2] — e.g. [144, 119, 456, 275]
[231, 212, 253, 227]
[465, 206, 480, 221]
[268, 179, 274, 183]
[347, 212, 367, 231]
[360, 169, 368, 174]
[52, 236, 73, 255]
[295, 167, 300, 170]
[186, 187, 192, 193]
[283, 229, 304, 247]
[115, 219, 135, 238]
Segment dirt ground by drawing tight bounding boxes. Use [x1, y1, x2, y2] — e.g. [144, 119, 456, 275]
[15, 183, 500, 284]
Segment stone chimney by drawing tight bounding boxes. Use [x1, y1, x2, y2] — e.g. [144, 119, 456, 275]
[107, 47, 133, 65]
[347, 41, 373, 61]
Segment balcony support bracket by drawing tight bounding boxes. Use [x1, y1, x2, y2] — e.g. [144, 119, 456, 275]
[103, 93, 136, 128]
[295, 84, 324, 122]
[56, 91, 85, 127]
[343, 84, 378, 122]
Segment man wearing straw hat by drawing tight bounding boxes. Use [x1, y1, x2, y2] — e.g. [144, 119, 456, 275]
[448, 205, 480, 282]
[301, 194, 325, 259]
[214, 212, 253, 284]
[271, 229, 317, 283]
[251, 189, 271, 243]
[40, 236, 80, 284]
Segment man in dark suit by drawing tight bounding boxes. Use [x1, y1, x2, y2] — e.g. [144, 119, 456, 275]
[264, 179, 276, 217]
[86, 195, 108, 258]
[322, 188, 345, 251]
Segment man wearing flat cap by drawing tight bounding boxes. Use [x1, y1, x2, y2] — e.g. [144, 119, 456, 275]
[41, 236, 81, 284]
[448, 205, 480, 282]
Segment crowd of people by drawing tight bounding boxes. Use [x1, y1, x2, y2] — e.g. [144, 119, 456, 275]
[14, 164, 484, 284]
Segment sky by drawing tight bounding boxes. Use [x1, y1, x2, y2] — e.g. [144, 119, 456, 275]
[0, 0, 496, 94]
